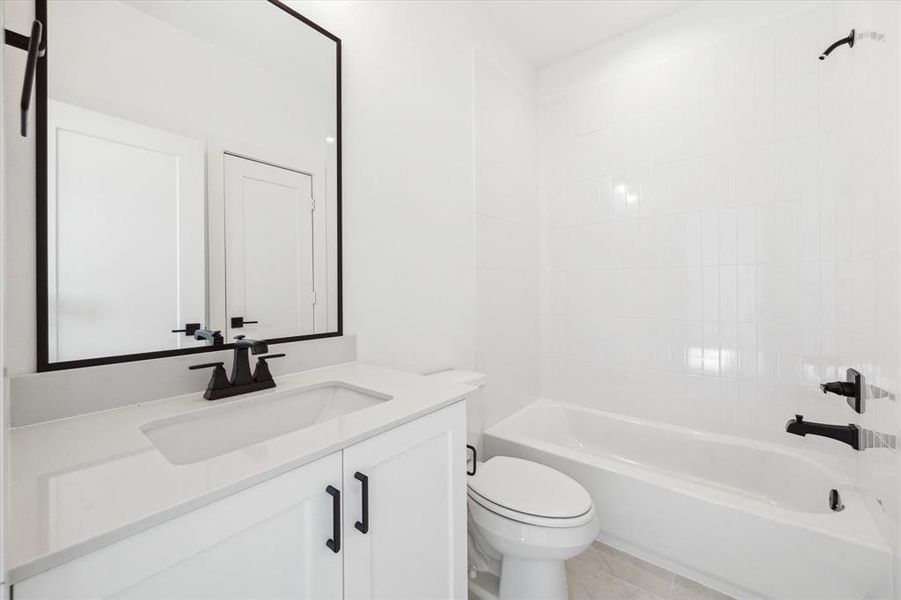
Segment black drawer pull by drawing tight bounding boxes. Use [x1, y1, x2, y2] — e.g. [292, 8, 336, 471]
[326, 485, 340, 553]
[354, 472, 369, 534]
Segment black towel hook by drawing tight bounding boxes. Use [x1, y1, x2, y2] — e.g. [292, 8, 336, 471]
[3, 21, 45, 137]
[820, 29, 854, 60]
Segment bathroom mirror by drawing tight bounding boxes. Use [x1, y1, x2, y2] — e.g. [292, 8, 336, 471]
[32, 0, 341, 370]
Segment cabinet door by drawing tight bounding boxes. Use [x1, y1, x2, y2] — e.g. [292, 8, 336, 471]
[343, 401, 467, 600]
[15, 453, 343, 599]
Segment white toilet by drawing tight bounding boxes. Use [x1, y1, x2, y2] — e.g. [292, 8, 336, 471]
[467, 456, 599, 600]
[426, 369, 599, 600]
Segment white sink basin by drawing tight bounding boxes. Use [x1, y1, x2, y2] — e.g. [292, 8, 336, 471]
[141, 382, 392, 465]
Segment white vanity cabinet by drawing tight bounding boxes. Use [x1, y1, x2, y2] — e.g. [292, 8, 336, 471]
[14, 453, 345, 600]
[343, 402, 467, 599]
[14, 402, 466, 600]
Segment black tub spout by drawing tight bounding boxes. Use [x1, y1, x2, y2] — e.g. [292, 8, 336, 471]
[786, 414, 860, 450]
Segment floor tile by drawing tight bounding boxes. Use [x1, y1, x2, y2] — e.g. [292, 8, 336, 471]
[565, 542, 734, 600]
[587, 541, 675, 597]
[670, 575, 733, 600]
[567, 559, 658, 600]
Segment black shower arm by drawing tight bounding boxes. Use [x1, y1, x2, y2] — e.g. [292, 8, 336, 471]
[820, 29, 854, 60]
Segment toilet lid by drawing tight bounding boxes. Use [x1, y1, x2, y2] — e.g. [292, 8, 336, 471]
[467, 456, 592, 519]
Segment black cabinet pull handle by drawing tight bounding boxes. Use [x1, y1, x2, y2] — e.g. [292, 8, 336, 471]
[354, 472, 369, 534]
[466, 444, 477, 476]
[326, 485, 340, 553]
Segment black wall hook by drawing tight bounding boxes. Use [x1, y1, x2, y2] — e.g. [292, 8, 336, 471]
[820, 29, 854, 60]
[4, 22, 45, 137]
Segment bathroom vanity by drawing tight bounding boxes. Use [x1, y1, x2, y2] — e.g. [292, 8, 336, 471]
[9, 362, 471, 598]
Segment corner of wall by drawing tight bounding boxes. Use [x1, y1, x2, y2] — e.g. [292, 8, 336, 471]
[0, 0, 8, 590]
[471, 20, 541, 429]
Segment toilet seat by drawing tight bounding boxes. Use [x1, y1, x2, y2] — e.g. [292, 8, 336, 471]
[468, 490, 595, 527]
[467, 456, 594, 527]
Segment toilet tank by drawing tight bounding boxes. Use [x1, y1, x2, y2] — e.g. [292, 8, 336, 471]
[427, 369, 487, 450]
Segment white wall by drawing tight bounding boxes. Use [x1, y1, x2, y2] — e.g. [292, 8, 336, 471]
[0, 1, 8, 595]
[1, 2, 35, 381]
[474, 49, 539, 429]
[284, 1, 538, 390]
[538, 0, 899, 559]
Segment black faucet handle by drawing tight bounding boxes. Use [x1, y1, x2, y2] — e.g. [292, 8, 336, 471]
[820, 381, 857, 397]
[795, 414, 803, 423]
[189, 361, 225, 370]
[189, 362, 231, 399]
[252, 354, 285, 384]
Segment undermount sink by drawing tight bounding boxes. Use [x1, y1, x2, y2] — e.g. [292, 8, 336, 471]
[141, 382, 392, 465]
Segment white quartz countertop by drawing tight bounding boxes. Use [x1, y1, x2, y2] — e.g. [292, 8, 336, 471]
[8, 362, 473, 583]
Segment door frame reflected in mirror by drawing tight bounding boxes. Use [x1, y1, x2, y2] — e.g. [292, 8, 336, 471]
[33, 0, 343, 371]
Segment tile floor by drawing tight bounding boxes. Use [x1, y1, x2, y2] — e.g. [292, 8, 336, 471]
[566, 542, 734, 600]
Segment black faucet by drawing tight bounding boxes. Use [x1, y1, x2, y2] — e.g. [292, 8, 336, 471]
[786, 415, 860, 450]
[171, 324, 224, 347]
[189, 336, 286, 400]
[230, 335, 269, 385]
[193, 328, 224, 347]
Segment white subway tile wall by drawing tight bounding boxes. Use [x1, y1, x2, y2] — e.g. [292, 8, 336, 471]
[538, 2, 899, 544]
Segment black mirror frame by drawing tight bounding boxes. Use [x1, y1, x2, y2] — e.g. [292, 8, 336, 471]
[33, 0, 343, 372]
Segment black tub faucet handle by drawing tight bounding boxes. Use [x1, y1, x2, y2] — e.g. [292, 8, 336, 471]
[819, 369, 863, 413]
[820, 381, 856, 397]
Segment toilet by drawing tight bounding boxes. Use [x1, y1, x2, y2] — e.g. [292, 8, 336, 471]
[427, 369, 599, 600]
[467, 456, 599, 600]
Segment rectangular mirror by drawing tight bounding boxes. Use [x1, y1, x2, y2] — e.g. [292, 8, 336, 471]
[34, 0, 341, 370]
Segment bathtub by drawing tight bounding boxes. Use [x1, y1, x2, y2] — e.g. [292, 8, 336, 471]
[483, 400, 892, 600]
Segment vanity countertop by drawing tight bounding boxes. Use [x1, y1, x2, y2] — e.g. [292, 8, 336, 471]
[7, 361, 473, 584]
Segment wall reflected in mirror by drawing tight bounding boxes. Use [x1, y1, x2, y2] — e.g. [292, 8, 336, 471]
[41, 0, 340, 366]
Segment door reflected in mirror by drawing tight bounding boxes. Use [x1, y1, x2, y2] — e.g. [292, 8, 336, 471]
[223, 154, 316, 342]
[34, 0, 341, 368]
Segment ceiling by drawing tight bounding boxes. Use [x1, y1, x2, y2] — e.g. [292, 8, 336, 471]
[473, 1, 697, 68]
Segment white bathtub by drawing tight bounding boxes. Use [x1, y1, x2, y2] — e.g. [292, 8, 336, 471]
[483, 400, 892, 599]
